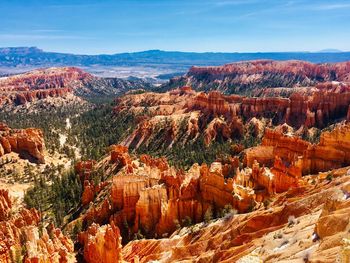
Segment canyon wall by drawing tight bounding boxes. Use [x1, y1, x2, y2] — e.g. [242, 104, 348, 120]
[0, 67, 89, 107]
[77, 141, 304, 249]
[115, 82, 350, 150]
[79, 222, 123, 263]
[0, 123, 45, 163]
[73, 122, 350, 263]
[246, 123, 350, 176]
[122, 170, 350, 263]
[0, 67, 152, 108]
[163, 60, 350, 93]
[0, 189, 75, 262]
[76, 138, 350, 263]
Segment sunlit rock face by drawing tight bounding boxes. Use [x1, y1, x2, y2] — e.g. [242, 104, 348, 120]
[72, 125, 350, 263]
[79, 222, 123, 263]
[247, 123, 350, 176]
[0, 189, 75, 263]
[165, 60, 350, 93]
[76, 141, 306, 249]
[114, 81, 350, 151]
[0, 67, 91, 92]
[121, 167, 350, 263]
[0, 67, 91, 106]
[0, 122, 45, 163]
[0, 66, 150, 109]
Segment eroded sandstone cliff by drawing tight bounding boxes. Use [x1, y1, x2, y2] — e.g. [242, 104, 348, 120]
[0, 67, 151, 108]
[246, 123, 350, 177]
[122, 168, 350, 263]
[73, 123, 350, 263]
[163, 60, 350, 93]
[0, 189, 75, 262]
[0, 123, 45, 163]
[114, 82, 350, 151]
[0, 67, 91, 107]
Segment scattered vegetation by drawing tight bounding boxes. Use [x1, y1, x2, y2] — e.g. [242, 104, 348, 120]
[273, 231, 283, 239]
[24, 168, 82, 226]
[133, 230, 145, 240]
[68, 103, 137, 160]
[326, 172, 334, 181]
[181, 216, 193, 227]
[0, 103, 87, 155]
[204, 207, 213, 223]
[287, 215, 297, 227]
[218, 204, 237, 218]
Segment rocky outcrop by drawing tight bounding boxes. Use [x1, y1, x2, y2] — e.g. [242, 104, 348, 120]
[110, 145, 132, 167]
[78, 127, 350, 244]
[75, 160, 97, 181]
[11, 88, 72, 105]
[0, 67, 90, 107]
[315, 198, 350, 240]
[79, 223, 123, 263]
[0, 189, 11, 221]
[82, 180, 96, 206]
[74, 124, 350, 262]
[80, 146, 277, 245]
[0, 67, 152, 108]
[115, 82, 350, 150]
[0, 190, 75, 262]
[0, 123, 45, 163]
[246, 123, 350, 176]
[122, 169, 350, 263]
[0, 67, 91, 91]
[302, 123, 350, 174]
[163, 60, 350, 93]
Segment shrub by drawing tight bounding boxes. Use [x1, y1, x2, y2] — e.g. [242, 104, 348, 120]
[71, 220, 83, 240]
[204, 207, 213, 223]
[287, 215, 297, 227]
[173, 219, 181, 229]
[181, 216, 192, 227]
[326, 173, 333, 181]
[273, 231, 283, 239]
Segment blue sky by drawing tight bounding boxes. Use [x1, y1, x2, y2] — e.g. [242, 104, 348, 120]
[0, 0, 350, 54]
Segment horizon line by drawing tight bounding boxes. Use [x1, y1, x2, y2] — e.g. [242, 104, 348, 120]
[0, 46, 348, 56]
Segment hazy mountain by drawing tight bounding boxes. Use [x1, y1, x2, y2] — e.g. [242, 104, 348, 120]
[318, 49, 344, 53]
[1, 47, 350, 68]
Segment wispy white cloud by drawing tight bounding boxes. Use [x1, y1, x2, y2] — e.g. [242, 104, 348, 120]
[29, 29, 64, 33]
[213, 0, 259, 6]
[312, 3, 350, 10]
[173, 0, 260, 16]
[0, 34, 91, 40]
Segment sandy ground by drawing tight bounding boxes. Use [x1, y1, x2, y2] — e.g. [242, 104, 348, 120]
[0, 150, 73, 204]
[0, 179, 31, 203]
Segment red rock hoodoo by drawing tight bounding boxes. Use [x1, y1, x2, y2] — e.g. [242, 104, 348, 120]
[167, 60, 350, 93]
[0, 67, 92, 107]
[114, 81, 350, 150]
[0, 122, 45, 163]
[0, 190, 75, 262]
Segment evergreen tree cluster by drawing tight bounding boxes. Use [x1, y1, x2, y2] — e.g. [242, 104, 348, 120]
[24, 168, 82, 226]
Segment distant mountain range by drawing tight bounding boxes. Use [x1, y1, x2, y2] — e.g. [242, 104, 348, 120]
[1, 46, 350, 80]
[1, 47, 350, 68]
[318, 49, 343, 53]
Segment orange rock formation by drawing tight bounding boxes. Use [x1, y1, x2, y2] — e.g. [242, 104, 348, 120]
[168, 60, 350, 93]
[78, 142, 301, 252]
[79, 222, 123, 263]
[122, 169, 350, 262]
[0, 190, 75, 262]
[75, 124, 350, 263]
[0, 67, 92, 106]
[0, 123, 45, 163]
[246, 123, 350, 176]
[115, 82, 350, 149]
